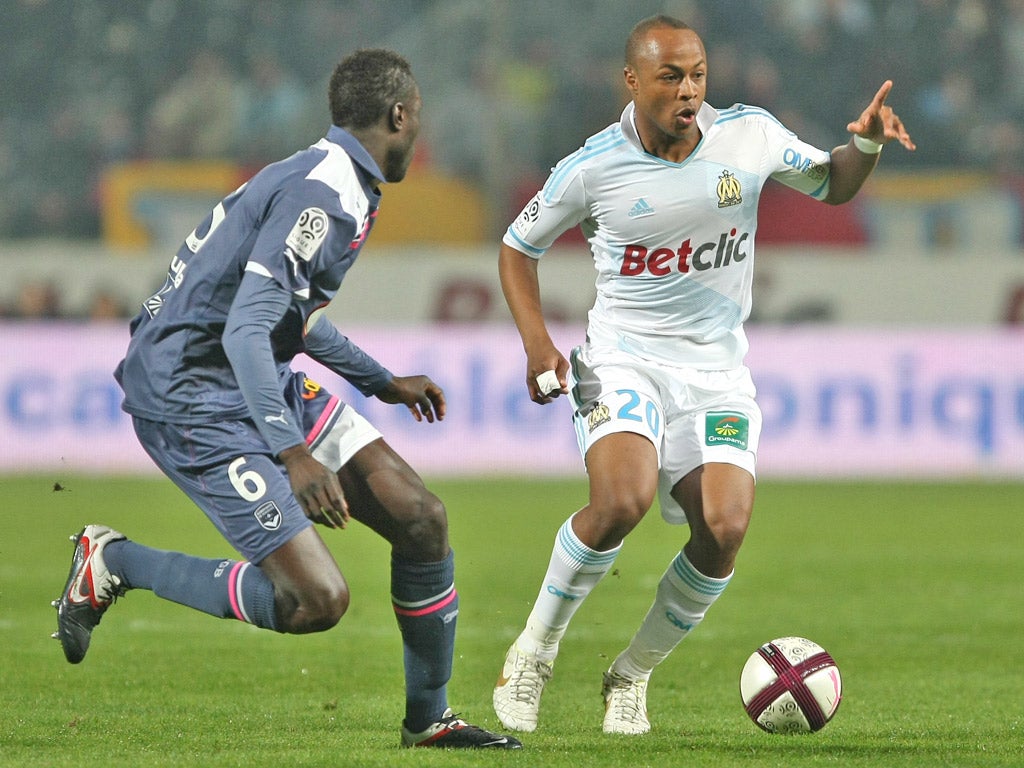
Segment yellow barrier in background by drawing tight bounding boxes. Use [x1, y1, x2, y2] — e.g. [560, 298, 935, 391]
[99, 161, 488, 249]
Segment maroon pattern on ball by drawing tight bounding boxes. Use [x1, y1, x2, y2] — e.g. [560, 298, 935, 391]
[744, 642, 838, 731]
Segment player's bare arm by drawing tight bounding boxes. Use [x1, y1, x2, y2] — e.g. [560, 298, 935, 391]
[375, 375, 446, 423]
[498, 243, 569, 403]
[279, 443, 349, 528]
[825, 80, 915, 205]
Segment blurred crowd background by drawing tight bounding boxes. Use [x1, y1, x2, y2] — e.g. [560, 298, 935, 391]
[3, 1, 1018, 487]
[2, 0, 1023, 321]
[4, 0, 1023, 236]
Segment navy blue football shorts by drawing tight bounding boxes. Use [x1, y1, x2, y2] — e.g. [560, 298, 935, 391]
[131, 371, 382, 564]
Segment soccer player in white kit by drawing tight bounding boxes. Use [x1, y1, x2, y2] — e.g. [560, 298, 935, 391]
[493, 15, 915, 735]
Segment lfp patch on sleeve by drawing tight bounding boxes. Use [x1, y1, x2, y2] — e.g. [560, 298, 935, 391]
[705, 412, 749, 450]
[510, 194, 542, 240]
[285, 207, 329, 262]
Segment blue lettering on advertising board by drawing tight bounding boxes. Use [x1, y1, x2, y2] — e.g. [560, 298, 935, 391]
[2, 336, 1023, 471]
[756, 354, 1020, 455]
[5, 374, 123, 431]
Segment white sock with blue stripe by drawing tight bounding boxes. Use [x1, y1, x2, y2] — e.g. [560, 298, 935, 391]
[517, 515, 621, 663]
[610, 550, 731, 680]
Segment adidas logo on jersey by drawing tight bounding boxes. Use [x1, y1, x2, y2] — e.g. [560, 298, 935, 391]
[627, 198, 656, 218]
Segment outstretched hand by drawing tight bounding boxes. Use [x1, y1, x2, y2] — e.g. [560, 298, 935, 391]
[375, 375, 447, 423]
[847, 80, 916, 151]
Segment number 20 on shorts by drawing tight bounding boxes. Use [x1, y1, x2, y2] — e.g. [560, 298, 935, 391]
[614, 388, 662, 439]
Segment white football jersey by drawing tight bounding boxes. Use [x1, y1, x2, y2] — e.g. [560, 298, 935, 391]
[504, 101, 832, 369]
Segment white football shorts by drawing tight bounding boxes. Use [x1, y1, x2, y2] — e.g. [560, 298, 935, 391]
[567, 343, 761, 525]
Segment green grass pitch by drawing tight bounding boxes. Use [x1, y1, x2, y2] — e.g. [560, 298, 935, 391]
[1, 475, 1021, 767]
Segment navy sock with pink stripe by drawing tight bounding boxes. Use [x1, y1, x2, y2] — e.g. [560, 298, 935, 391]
[391, 551, 458, 732]
[104, 540, 279, 631]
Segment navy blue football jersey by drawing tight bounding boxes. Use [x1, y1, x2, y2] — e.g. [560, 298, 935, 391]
[116, 126, 383, 431]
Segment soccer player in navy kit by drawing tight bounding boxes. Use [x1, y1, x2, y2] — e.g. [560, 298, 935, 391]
[52, 49, 520, 750]
[492, 16, 915, 735]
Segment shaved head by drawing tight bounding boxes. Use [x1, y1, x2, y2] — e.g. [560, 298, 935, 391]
[621, 15, 708, 161]
[625, 15, 696, 67]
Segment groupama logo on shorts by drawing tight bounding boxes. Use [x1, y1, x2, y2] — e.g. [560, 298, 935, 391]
[705, 412, 749, 450]
[716, 420, 741, 437]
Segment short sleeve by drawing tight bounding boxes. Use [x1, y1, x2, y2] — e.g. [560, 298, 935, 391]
[763, 118, 832, 201]
[502, 161, 588, 258]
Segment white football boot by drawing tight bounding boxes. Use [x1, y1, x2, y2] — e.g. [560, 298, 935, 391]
[493, 643, 554, 732]
[602, 670, 651, 734]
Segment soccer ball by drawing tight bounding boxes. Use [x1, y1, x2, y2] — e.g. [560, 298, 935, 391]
[739, 636, 842, 733]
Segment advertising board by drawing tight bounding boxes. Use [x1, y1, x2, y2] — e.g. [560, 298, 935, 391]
[2, 323, 1021, 480]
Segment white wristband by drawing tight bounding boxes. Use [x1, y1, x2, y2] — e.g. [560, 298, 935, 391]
[853, 135, 883, 154]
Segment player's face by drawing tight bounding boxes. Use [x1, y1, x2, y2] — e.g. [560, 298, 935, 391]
[383, 87, 422, 183]
[625, 28, 707, 144]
